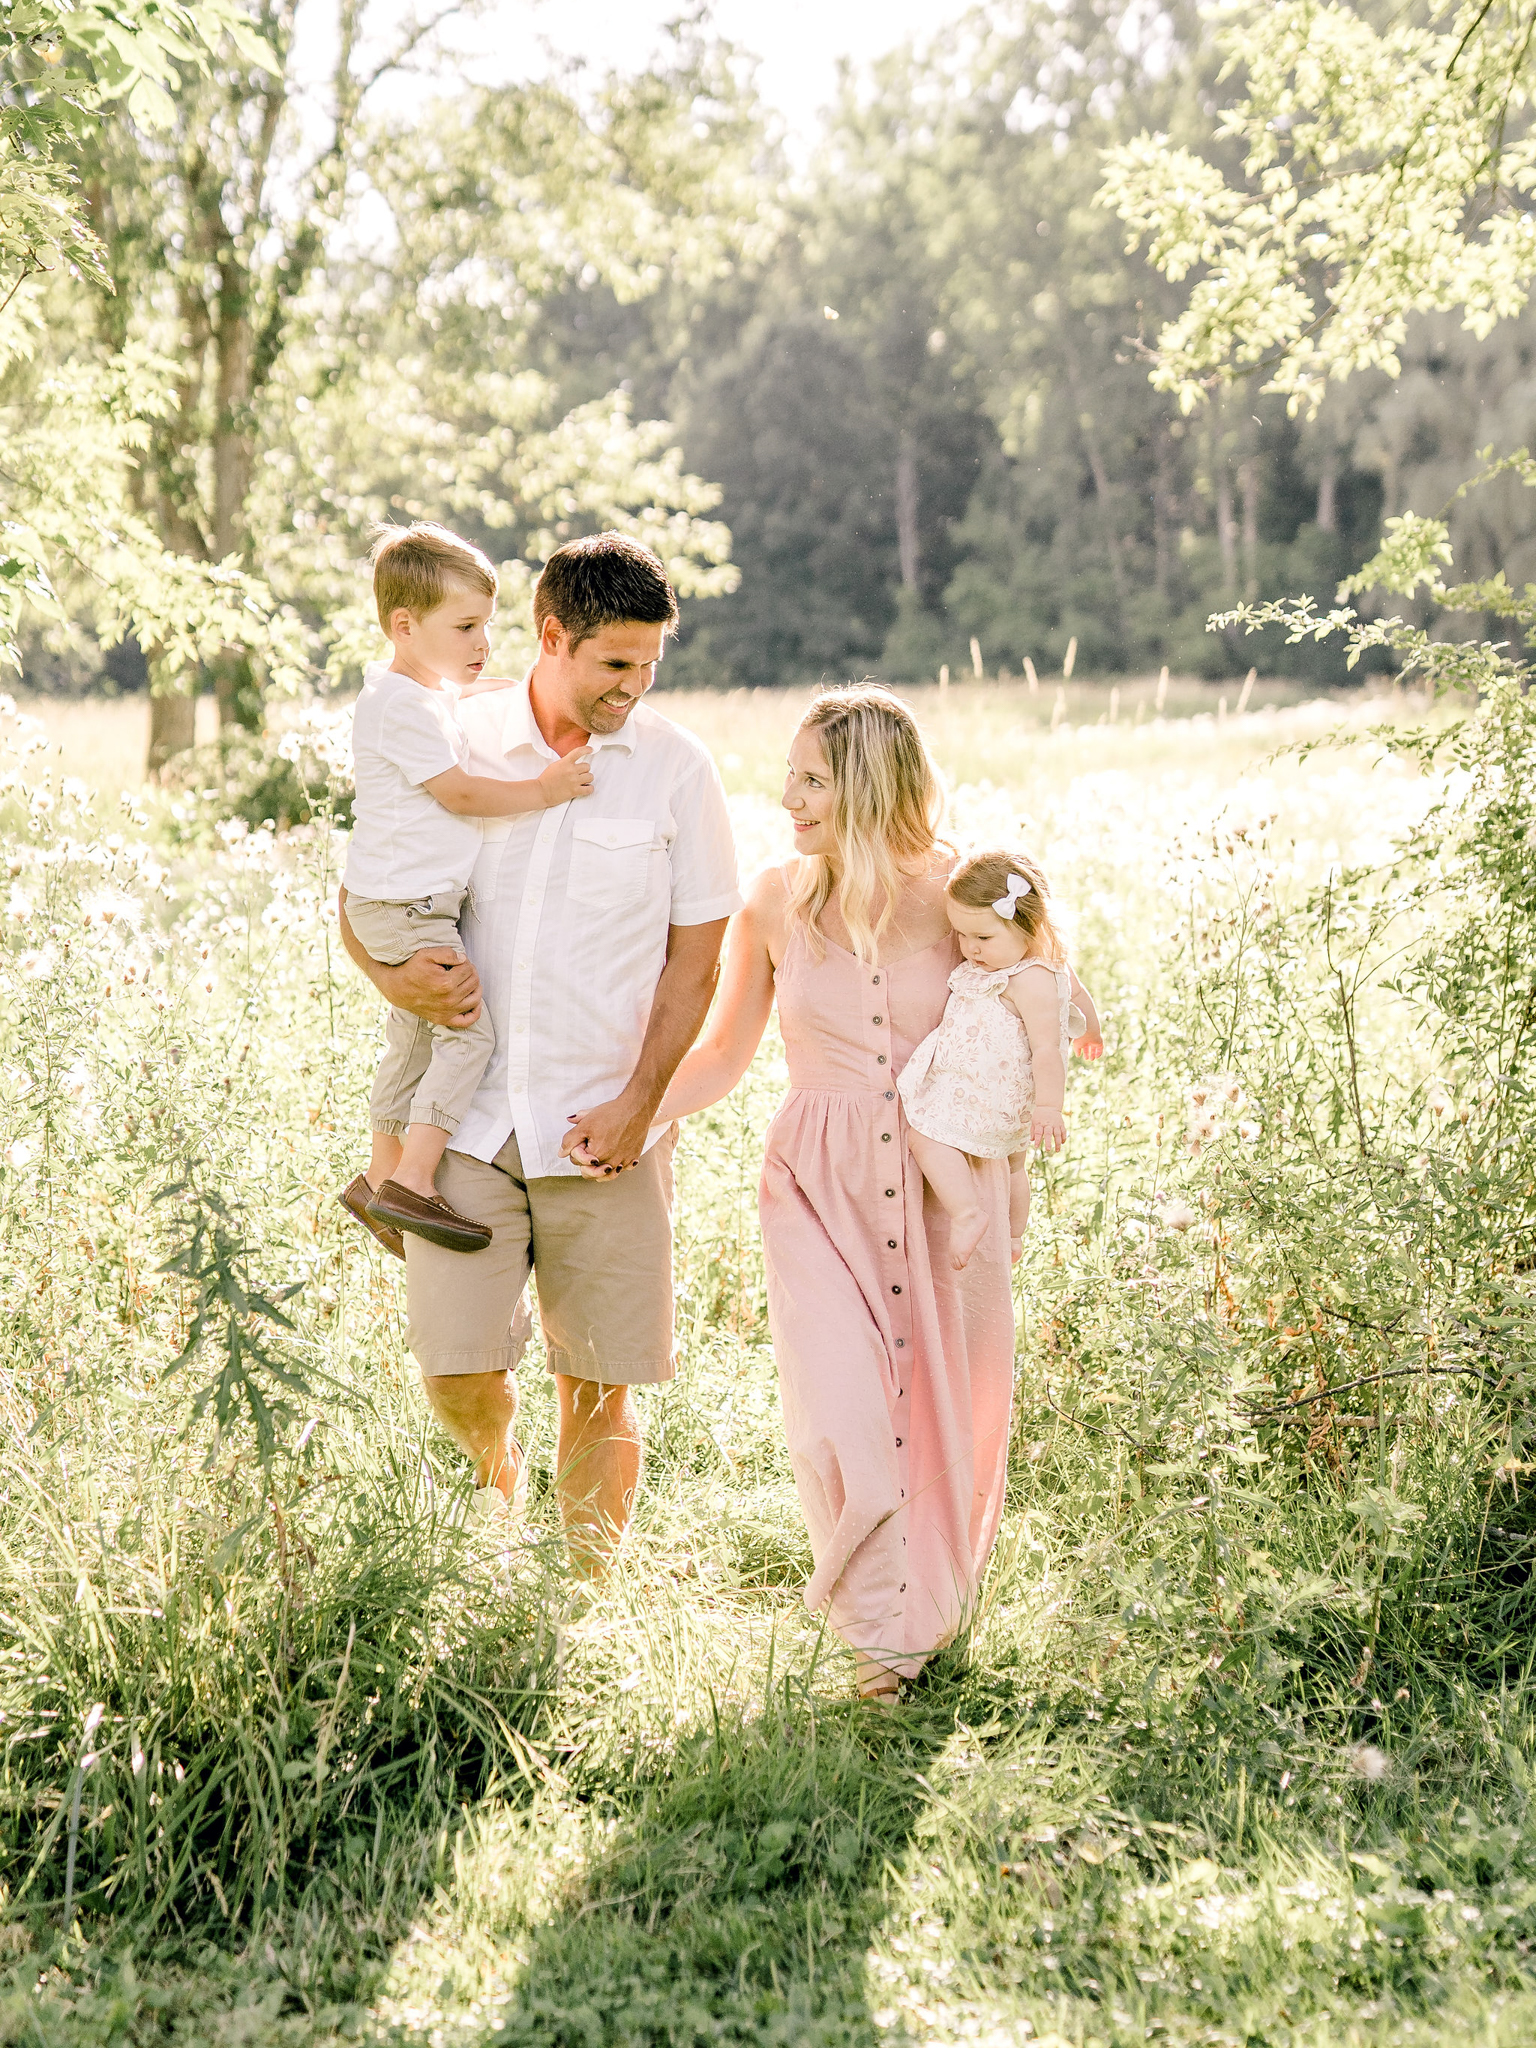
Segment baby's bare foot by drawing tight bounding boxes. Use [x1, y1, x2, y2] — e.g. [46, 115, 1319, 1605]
[950, 1206, 988, 1270]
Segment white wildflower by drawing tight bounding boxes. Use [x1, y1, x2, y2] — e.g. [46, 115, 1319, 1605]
[1425, 1080, 1453, 1119]
[61, 777, 91, 805]
[7, 883, 32, 920]
[81, 887, 140, 929]
[4, 1138, 36, 1169]
[1238, 1118, 1262, 1142]
[17, 945, 56, 981]
[1347, 1744, 1389, 1783]
[1161, 1199, 1200, 1232]
[60, 1060, 91, 1104]
[28, 787, 53, 815]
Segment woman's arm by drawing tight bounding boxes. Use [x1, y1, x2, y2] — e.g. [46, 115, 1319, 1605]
[1005, 969, 1068, 1152]
[654, 872, 781, 1120]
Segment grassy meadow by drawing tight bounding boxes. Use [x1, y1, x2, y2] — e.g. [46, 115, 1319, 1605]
[3, 674, 1536, 2047]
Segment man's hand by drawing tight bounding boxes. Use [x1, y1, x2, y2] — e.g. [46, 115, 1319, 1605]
[561, 1092, 657, 1178]
[377, 947, 484, 1029]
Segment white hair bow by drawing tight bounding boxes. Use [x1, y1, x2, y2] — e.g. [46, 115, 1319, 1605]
[992, 873, 1031, 919]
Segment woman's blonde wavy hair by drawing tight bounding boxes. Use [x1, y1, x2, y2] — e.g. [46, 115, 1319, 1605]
[784, 685, 946, 964]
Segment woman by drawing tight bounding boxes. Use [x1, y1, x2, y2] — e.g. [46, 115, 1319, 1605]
[659, 687, 1017, 1700]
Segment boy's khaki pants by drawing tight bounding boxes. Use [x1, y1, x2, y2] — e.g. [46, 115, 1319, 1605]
[347, 891, 494, 1136]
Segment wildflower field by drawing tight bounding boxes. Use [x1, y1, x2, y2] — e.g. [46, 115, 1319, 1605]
[3, 675, 1536, 2047]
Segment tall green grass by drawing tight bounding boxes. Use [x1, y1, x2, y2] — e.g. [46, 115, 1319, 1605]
[1, 681, 1534, 2045]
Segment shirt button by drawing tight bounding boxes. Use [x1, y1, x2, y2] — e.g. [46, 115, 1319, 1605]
[899, 1582, 907, 1593]
[887, 1239, 897, 1248]
[884, 1090, 894, 1100]
[872, 974, 881, 985]
[881, 1132, 892, 1142]
[877, 1054, 887, 1064]
[891, 1285, 902, 1295]
[896, 1438, 902, 1447]
[873, 1015, 883, 1025]
[896, 1338, 905, 1348]
[885, 1187, 896, 1197]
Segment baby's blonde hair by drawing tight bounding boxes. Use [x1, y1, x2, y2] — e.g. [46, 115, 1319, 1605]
[947, 847, 1067, 964]
[784, 685, 946, 964]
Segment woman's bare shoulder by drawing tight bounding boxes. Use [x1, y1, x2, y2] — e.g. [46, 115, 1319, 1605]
[744, 861, 794, 913]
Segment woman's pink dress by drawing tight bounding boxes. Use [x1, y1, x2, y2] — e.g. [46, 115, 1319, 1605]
[759, 922, 1017, 1680]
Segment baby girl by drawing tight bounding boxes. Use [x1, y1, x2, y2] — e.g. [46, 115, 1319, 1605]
[898, 848, 1101, 1269]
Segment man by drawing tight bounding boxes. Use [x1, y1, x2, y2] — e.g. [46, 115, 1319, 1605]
[339, 532, 739, 1574]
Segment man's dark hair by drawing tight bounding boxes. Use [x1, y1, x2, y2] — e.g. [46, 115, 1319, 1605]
[532, 532, 679, 651]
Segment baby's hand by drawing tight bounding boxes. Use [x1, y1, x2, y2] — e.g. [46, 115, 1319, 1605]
[1072, 1029, 1104, 1062]
[538, 748, 594, 807]
[1031, 1105, 1067, 1153]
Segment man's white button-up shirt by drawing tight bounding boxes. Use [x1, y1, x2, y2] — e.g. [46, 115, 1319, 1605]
[450, 677, 741, 1177]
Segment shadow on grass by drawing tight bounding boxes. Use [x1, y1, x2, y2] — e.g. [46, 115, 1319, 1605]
[481, 1657, 970, 2048]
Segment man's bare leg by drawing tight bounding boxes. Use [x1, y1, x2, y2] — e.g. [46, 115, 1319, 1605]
[421, 1368, 523, 1499]
[554, 1374, 642, 1579]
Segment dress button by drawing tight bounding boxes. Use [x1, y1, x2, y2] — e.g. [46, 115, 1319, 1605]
[872, 974, 881, 985]
[887, 1239, 897, 1248]
[895, 1338, 905, 1348]
[881, 1132, 892, 1142]
[873, 1015, 882, 1025]
[891, 1285, 902, 1295]
[877, 1054, 887, 1065]
[896, 1437, 903, 1446]
[884, 1090, 894, 1100]
[885, 1187, 896, 1197]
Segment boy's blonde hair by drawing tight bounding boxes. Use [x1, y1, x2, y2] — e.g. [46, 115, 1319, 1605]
[784, 685, 947, 965]
[371, 522, 497, 631]
[947, 848, 1067, 964]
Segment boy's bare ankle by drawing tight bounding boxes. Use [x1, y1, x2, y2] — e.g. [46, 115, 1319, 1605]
[391, 1165, 440, 1200]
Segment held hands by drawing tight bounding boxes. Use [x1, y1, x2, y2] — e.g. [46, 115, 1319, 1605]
[1031, 1104, 1068, 1153]
[561, 1091, 656, 1178]
[539, 747, 595, 807]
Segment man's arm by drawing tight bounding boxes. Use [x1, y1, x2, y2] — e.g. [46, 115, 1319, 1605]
[560, 918, 728, 1176]
[337, 887, 484, 1029]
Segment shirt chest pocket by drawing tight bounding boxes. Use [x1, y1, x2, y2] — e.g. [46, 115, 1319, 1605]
[568, 816, 657, 917]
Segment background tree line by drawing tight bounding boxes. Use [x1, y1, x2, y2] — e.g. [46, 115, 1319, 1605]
[15, 0, 1536, 760]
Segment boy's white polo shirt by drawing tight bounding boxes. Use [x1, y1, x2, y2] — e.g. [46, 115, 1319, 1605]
[450, 676, 741, 1178]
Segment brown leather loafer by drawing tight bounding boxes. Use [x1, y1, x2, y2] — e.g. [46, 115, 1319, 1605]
[338, 1174, 405, 1260]
[364, 1179, 493, 1253]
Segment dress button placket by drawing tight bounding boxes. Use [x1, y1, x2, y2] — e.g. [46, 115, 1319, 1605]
[872, 965, 912, 1523]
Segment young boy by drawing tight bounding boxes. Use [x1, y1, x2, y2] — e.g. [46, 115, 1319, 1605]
[338, 522, 592, 1257]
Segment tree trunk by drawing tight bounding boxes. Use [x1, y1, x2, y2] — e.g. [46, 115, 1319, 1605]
[1316, 442, 1337, 532]
[1066, 360, 1126, 620]
[1153, 425, 1175, 604]
[1216, 467, 1237, 593]
[895, 429, 920, 591]
[1240, 449, 1259, 599]
[148, 682, 196, 775]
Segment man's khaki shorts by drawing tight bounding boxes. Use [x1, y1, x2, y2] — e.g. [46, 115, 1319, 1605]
[405, 1127, 678, 1386]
